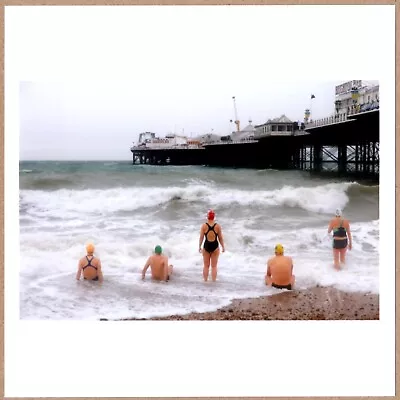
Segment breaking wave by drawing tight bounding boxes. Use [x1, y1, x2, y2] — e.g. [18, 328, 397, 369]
[19, 181, 373, 218]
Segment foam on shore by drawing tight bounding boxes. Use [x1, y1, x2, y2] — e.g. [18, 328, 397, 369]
[118, 286, 379, 321]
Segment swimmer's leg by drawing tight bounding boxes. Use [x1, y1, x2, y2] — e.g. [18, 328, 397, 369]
[210, 248, 220, 282]
[333, 249, 340, 270]
[290, 274, 295, 289]
[339, 248, 347, 264]
[202, 250, 211, 281]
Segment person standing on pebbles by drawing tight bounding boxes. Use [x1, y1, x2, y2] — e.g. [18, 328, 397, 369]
[199, 209, 225, 282]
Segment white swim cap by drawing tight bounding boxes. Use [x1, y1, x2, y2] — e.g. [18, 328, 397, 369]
[335, 208, 342, 217]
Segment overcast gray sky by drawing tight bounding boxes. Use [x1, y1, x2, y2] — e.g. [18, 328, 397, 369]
[7, 5, 391, 160]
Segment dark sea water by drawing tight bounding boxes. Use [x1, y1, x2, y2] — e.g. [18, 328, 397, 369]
[19, 161, 379, 320]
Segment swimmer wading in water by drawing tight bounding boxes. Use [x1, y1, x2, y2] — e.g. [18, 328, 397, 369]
[142, 245, 174, 282]
[199, 209, 225, 282]
[328, 208, 352, 270]
[76, 243, 103, 282]
[265, 244, 295, 290]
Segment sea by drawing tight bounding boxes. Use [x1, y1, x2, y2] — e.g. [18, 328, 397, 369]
[19, 161, 379, 320]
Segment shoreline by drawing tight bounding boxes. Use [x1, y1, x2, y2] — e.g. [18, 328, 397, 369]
[116, 286, 379, 321]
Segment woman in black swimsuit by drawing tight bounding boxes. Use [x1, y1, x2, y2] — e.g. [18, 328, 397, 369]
[328, 208, 353, 270]
[76, 243, 104, 282]
[198, 209, 225, 282]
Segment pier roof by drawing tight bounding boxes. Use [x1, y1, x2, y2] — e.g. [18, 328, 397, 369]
[193, 133, 222, 143]
[240, 123, 256, 132]
[269, 114, 293, 123]
[255, 114, 293, 128]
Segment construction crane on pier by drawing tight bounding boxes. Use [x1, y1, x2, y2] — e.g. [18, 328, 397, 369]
[230, 96, 241, 132]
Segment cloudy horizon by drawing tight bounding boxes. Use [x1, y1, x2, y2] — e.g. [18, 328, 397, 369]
[8, 6, 389, 160]
[19, 79, 354, 161]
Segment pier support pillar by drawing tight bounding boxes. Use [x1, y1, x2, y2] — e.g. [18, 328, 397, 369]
[338, 145, 347, 175]
[313, 144, 322, 172]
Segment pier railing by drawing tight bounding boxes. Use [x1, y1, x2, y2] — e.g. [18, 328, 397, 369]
[205, 138, 259, 145]
[131, 144, 204, 151]
[305, 112, 349, 129]
[348, 103, 379, 116]
[305, 105, 379, 129]
[254, 131, 294, 139]
[131, 137, 259, 150]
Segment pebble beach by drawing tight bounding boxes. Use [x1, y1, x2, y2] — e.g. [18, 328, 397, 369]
[118, 286, 379, 321]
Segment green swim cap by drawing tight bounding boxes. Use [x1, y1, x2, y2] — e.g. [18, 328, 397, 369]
[155, 245, 162, 254]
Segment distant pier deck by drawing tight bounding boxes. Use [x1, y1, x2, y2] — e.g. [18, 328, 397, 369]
[131, 146, 205, 166]
[131, 109, 379, 180]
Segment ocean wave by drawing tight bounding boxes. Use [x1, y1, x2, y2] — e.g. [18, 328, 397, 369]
[21, 177, 79, 190]
[347, 182, 379, 197]
[19, 181, 372, 217]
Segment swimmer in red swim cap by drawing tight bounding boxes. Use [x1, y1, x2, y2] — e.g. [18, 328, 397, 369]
[207, 209, 215, 220]
[199, 209, 225, 282]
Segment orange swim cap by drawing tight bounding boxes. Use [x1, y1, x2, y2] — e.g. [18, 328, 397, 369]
[86, 243, 95, 254]
[207, 209, 215, 220]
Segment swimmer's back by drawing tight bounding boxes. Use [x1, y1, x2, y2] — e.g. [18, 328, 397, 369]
[149, 254, 168, 280]
[267, 255, 293, 285]
[79, 255, 101, 280]
[329, 217, 350, 237]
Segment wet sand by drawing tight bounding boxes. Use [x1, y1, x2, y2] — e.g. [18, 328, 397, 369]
[117, 286, 379, 321]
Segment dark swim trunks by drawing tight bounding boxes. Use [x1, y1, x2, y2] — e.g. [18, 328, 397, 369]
[272, 283, 292, 290]
[333, 238, 348, 249]
[84, 276, 99, 281]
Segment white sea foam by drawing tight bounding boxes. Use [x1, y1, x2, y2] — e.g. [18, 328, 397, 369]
[19, 207, 379, 320]
[19, 173, 378, 320]
[20, 181, 354, 221]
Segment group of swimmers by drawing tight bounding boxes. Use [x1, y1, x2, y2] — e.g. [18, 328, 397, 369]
[76, 208, 352, 289]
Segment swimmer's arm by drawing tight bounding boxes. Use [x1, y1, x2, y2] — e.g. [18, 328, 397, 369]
[76, 260, 82, 280]
[199, 226, 205, 252]
[163, 257, 169, 281]
[218, 225, 225, 252]
[327, 220, 334, 234]
[346, 221, 352, 249]
[97, 259, 104, 283]
[142, 257, 151, 280]
[265, 260, 271, 284]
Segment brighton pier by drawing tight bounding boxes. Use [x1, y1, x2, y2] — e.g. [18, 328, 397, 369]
[131, 82, 380, 181]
